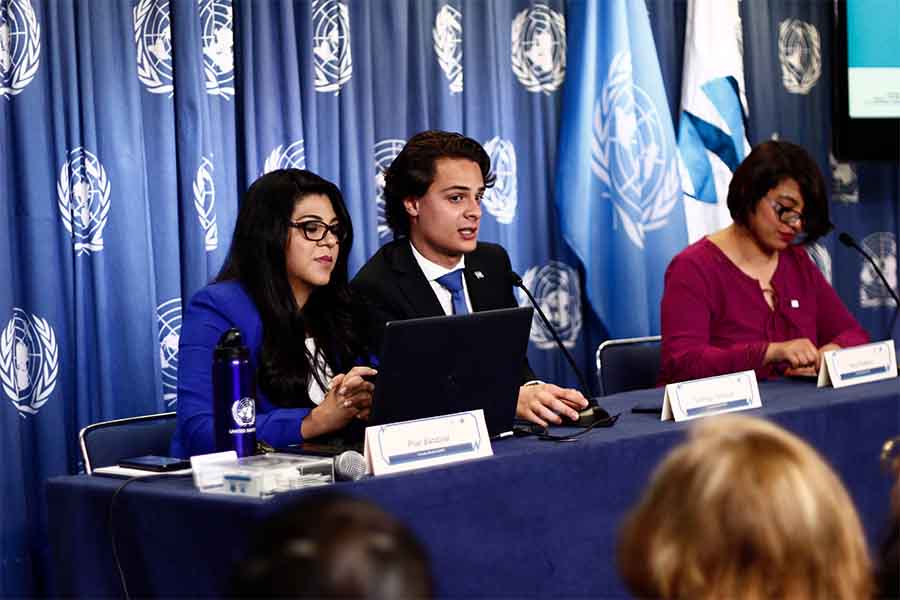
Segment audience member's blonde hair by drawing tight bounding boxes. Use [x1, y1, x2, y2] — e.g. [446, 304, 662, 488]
[618, 415, 871, 599]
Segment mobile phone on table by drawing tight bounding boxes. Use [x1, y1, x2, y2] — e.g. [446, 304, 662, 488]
[117, 455, 191, 472]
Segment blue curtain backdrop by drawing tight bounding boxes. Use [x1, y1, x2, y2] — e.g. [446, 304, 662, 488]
[1, 0, 898, 595]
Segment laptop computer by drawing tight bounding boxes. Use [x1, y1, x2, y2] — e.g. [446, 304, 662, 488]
[368, 306, 534, 437]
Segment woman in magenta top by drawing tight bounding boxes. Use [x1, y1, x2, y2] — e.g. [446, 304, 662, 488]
[659, 141, 868, 385]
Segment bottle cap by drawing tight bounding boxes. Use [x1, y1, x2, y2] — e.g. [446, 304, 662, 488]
[214, 328, 250, 360]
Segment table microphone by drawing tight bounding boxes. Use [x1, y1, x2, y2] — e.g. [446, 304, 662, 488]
[510, 271, 614, 427]
[334, 450, 367, 481]
[838, 232, 900, 337]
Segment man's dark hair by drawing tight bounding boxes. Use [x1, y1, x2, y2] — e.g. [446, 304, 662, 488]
[384, 130, 496, 237]
[233, 493, 433, 598]
[726, 140, 832, 244]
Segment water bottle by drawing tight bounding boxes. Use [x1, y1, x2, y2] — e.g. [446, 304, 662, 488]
[212, 328, 256, 457]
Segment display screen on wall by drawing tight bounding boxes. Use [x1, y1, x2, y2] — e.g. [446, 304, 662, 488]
[847, 0, 900, 118]
[834, 0, 900, 160]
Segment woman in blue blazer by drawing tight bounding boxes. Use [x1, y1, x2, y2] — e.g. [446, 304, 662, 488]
[171, 169, 376, 457]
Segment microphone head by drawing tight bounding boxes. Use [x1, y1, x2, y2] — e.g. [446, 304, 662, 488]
[838, 232, 857, 248]
[334, 450, 367, 481]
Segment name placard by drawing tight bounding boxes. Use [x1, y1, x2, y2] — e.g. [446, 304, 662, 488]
[364, 410, 493, 476]
[662, 370, 761, 422]
[817, 340, 897, 388]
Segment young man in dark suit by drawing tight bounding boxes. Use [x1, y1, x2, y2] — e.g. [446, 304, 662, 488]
[351, 130, 587, 426]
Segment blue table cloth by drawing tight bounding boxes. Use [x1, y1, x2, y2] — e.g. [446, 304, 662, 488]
[46, 378, 900, 598]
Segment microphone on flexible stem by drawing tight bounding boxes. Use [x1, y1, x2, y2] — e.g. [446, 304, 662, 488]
[838, 232, 900, 337]
[510, 271, 613, 427]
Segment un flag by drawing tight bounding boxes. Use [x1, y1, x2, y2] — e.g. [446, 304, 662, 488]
[556, 0, 687, 338]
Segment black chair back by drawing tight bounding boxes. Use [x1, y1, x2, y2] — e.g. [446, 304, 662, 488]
[595, 336, 662, 396]
[79, 412, 177, 473]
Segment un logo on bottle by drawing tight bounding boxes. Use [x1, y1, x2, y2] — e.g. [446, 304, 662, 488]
[263, 139, 306, 174]
[156, 298, 181, 406]
[0, 308, 58, 416]
[860, 232, 897, 308]
[433, 4, 463, 94]
[199, 0, 234, 98]
[482, 136, 517, 225]
[515, 262, 582, 350]
[231, 397, 255, 428]
[134, 0, 174, 95]
[193, 156, 218, 251]
[511, 4, 565, 94]
[592, 51, 679, 249]
[0, 0, 40, 99]
[312, 0, 352, 94]
[778, 19, 821, 95]
[57, 147, 112, 255]
[374, 139, 406, 239]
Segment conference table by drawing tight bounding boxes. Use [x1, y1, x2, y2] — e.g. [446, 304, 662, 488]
[47, 377, 899, 598]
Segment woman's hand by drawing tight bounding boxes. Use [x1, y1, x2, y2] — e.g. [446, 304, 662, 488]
[781, 343, 842, 377]
[300, 366, 377, 439]
[333, 365, 377, 420]
[765, 338, 819, 369]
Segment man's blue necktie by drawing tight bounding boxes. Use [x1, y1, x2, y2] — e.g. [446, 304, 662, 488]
[436, 269, 469, 315]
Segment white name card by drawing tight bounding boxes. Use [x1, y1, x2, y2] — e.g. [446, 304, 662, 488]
[662, 370, 761, 422]
[190, 450, 237, 493]
[817, 340, 897, 388]
[364, 410, 493, 476]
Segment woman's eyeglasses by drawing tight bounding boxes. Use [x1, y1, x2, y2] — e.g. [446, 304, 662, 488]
[768, 198, 804, 228]
[289, 220, 347, 243]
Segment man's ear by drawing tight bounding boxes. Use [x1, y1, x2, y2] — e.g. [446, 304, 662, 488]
[403, 196, 419, 218]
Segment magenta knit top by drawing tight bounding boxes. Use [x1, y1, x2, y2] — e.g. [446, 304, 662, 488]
[659, 238, 869, 384]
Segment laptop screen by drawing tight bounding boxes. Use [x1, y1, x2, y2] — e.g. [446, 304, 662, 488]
[369, 307, 534, 437]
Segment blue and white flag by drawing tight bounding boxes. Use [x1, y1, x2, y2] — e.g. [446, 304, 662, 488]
[556, 0, 687, 337]
[677, 0, 751, 242]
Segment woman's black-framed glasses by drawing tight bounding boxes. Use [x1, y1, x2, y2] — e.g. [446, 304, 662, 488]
[767, 198, 804, 228]
[289, 220, 347, 243]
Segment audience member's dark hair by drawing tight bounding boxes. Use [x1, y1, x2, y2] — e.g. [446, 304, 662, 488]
[384, 130, 495, 237]
[233, 493, 432, 598]
[217, 169, 368, 406]
[876, 438, 900, 598]
[876, 516, 899, 599]
[726, 140, 831, 243]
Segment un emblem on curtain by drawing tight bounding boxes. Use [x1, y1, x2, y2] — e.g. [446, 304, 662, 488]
[0, 0, 40, 98]
[1, 309, 58, 417]
[312, 0, 352, 94]
[134, 0, 235, 97]
[511, 4, 566, 94]
[778, 18, 821, 95]
[515, 262, 583, 350]
[433, 5, 463, 94]
[860, 233, 898, 309]
[57, 148, 112, 255]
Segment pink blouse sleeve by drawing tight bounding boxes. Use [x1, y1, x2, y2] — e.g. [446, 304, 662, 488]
[660, 254, 769, 383]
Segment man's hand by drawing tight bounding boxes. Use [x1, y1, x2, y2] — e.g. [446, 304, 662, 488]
[516, 383, 589, 427]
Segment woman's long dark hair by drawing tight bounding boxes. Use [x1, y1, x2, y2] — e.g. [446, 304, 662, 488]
[216, 169, 368, 407]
